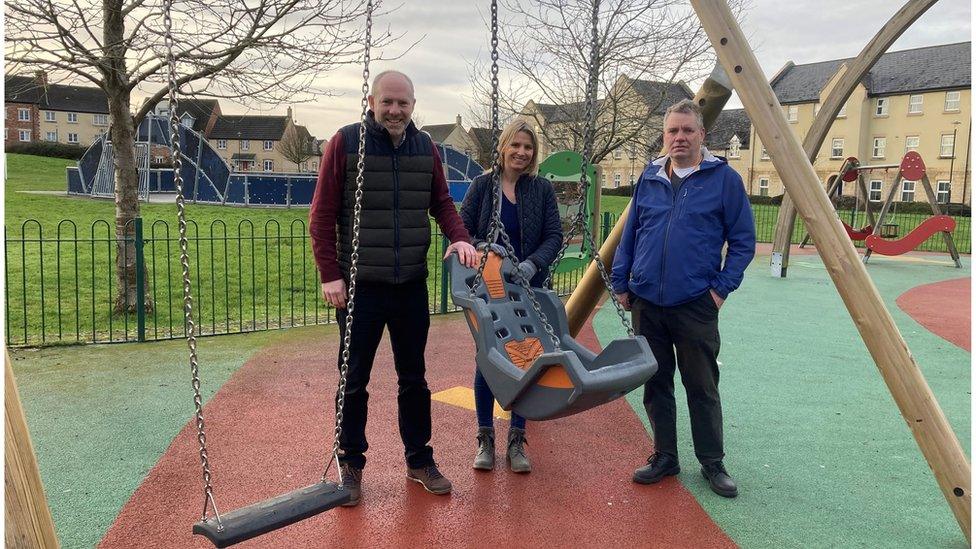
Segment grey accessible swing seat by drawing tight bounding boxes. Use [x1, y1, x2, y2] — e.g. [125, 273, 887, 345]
[449, 251, 656, 421]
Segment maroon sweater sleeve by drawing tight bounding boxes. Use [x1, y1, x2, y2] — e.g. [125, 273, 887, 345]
[308, 131, 345, 283]
[428, 145, 472, 244]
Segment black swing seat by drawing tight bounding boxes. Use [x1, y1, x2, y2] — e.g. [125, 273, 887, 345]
[193, 481, 349, 548]
[449, 252, 657, 421]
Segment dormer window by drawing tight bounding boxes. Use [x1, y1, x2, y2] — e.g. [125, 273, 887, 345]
[728, 135, 741, 159]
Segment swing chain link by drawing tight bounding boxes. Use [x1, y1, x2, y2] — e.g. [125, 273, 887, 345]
[468, 0, 560, 350]
[324, 0, 372, 482]
[165, 0, 222, 527]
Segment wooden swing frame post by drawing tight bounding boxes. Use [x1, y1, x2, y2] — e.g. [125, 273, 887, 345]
[690, 0, 971, 539]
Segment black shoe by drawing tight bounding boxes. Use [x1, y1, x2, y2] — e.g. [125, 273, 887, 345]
[339, 463, 362, 506]
[632, 453, 680, 484]
[701, 461, 738, 498]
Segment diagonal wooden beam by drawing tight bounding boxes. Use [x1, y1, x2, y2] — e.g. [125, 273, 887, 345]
[769, 0, 940, 277]
[690, 0, 971, 540]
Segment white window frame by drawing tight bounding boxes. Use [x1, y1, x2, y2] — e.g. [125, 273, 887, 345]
[869, 180, 883, 202]
[786, 105, 798, 122]
[761, 147, 769, 160]
[18, 129, 31, 142]
[18, 108, 30, 122]
[44, 111, 56, 122]
[908, 94, 923, 114]
[217, 139, 227, 150]
[263, 159, 274, 172]
[758, 177, 770, 197]
[874, 98, 888, 116]
[311, 161, 318, 172]
[936, 180, 951, 204]
[45, 131, 57, 142]
[240, 140, 250, 151]
[904, 136, 920, 153]
[940, 133, 955, 158]
[728, 135, 741, 159]
[153, 156, 164, 164]
[872, 137, 886, 159]
[613, 148, 622, 160]
[944, 91, 961, 112]
[67, 112, 78, 123]
[901, 180, 916, 202]
[264, 140, 274, 151]
[830, 138, 844, 159]
[613, 173, 621, 188]
[92, 114, 109, 126]
[67, 132, 79, 144]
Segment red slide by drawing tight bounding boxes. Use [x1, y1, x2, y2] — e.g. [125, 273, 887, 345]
[865, 215, 956, 256]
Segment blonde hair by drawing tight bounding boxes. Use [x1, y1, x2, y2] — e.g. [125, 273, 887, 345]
[494, 120, 540, 175]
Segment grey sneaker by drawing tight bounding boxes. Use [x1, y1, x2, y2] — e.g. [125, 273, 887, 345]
[407, 463, 453, 495]
[339, 463, 362, 507]
[473, 427, 495, 470]
[506, 427, 531, 473]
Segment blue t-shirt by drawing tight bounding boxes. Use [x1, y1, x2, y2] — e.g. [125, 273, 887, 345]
[497, 193, 523, 260]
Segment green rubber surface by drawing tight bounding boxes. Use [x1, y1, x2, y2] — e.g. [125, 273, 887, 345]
[593, 253, 971, 548]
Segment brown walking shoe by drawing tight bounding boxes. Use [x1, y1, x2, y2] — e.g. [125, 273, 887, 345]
[407, 463, 453, 495]
[339, 463, 362, 507]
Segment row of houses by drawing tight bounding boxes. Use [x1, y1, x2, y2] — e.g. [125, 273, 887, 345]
[4, 73, 321, 174]
[431, 41, 971, 206]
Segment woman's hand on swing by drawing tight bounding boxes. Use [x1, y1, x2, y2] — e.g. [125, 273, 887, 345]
[446, 240, 478, 267]
[322, 279, 348, 309]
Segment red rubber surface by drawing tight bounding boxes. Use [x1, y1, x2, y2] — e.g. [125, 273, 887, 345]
[896, 277, 971, 351]
[99, 314, 734, 548]
[865, 215, 956, 256]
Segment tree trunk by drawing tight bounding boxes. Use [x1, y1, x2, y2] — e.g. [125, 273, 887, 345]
[104, 0, 152, 315]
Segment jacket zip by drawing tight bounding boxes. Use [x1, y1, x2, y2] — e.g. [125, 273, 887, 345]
[658, 171, 694, 303]
[392, 148, 400, 283]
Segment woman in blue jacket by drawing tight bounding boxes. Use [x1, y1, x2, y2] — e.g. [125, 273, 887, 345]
[459, 120, 563, 473]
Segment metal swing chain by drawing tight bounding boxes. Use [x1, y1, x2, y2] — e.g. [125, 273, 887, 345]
[468, 0, 561, 351]
[545, 0, 633, 337]
[165, 0, 222, 526]
[323, 0, 372, 482]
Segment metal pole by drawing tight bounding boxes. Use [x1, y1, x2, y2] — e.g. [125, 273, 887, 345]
[134, 217, 146, 342]
[948, 125, 957, 204]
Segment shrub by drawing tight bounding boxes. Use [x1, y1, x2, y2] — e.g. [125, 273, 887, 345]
[5, 141, 88, 160]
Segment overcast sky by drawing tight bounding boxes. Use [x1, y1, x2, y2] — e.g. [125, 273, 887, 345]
[216, 0, 972, 140]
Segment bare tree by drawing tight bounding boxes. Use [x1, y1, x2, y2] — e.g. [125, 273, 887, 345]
[278, 124, 316, 172]
[467, 0, 745, 163]
[5, 0, 397, 313]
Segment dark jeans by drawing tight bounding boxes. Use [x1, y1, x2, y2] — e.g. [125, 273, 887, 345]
[474, 368, 526, 430]
[632, 292, 724, 465]
[335, 278, 434, 470]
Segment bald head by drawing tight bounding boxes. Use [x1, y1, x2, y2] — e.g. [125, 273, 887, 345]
[368, 70, 416, 144]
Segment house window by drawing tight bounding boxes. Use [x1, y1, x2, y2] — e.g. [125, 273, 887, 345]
[786, 105, 798, 122]
[728, 135, 741, 158]
[759, 177, 770, 197]
[613, 173, 621, 188]
[263, 159, 274, 172]
[944, 91, 960, 111]
[153, 156, 164, 163]
[181, 115, 194, 128]
[18, 129, 31, 142]
[836, 103, 847, 118]
[264, 140, 274, 151]
[93, 114, 109, 126]
[901, 180, 916, 202]
[874, 98, 888, 116]
[629, 173, 636, 185]
[936, 181, 951, 204]
[904, 136, 920, 152]
[44, 111, 56, 122]
[869, 180, 883, 202]
[311, 161, 318, 172]
[872, 137, 886, 158]
[67, 112, 78, 123]
[217, 139, 227, 149]
[940, 133, 955, 158]
[67, 133, 79, 143]
[45, 131, 57, 141]
[18, 108, 30, 121]
[908, 94, 923, 114]
[830, 138, 844, 158]
[761, 147, 769, 160]
[240, 140, 250, 151]
[613, 148, 622, 160]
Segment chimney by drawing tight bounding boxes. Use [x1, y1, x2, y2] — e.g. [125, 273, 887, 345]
[34, 70, 48, 87]
[287, 106, 293, 120]
[456, 114, 462, 127]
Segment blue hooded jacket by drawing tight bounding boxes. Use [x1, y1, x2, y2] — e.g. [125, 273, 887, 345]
[611, 149, 756, 307]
